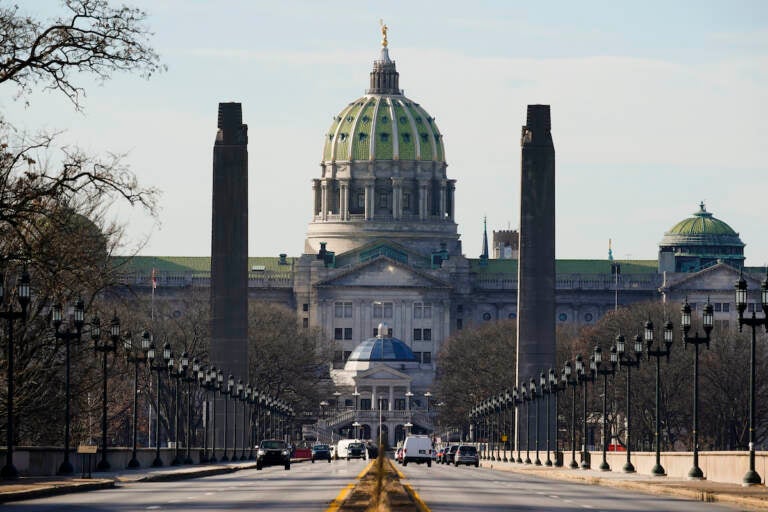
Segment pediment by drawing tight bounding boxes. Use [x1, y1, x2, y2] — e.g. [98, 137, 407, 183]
[316, 256, 451, 289]
[355, 365, 411, 381]
[665, 262, 753, 291]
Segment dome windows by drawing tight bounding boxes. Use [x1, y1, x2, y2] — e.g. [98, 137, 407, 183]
[381, 116, 388, 124]
[380, 132, 390, 142]
[399, 116, 407, 124]
[420, 133, 429, 142]
[402, 133, 411, 143]
[362, 115, 370, 124]
[346, 115, 354, 122]
[415, 116, 422, 124]
[358, 133, 368, 142]
[339, 133, 348, 141]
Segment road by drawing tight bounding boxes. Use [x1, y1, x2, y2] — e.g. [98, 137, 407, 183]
[1, 459, 370, 512]
[398, 461, 742, 512]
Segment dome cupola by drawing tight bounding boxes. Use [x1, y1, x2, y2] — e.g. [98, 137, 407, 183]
[306, 27, 459, 258]
[658, 202, 745, 273]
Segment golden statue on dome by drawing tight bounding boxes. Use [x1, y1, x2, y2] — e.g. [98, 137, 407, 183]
[380, 19, 388, 48]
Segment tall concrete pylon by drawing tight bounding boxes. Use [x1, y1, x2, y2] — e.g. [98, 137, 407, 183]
[516, 105, 556, 459]
[210, 103, 249, 451]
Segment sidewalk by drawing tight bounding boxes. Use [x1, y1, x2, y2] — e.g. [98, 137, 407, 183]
[479, 458, 768, 511]
[0, 458, 308, 503]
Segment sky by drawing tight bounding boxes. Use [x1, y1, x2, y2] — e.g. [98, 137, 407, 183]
[4, 0, 767, 264]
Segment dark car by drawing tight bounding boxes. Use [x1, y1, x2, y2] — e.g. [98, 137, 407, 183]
[443, 445, 459, 465]
[311, 444, 332, 463]
[256, 439, 291, 470]
[454, 445, 479, 467]
[347, 442, 366, 460]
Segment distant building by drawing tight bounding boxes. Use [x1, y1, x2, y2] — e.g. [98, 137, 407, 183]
[119, 41, 764, 446]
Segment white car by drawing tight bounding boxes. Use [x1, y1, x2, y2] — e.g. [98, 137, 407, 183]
[402, 435, 432, 467]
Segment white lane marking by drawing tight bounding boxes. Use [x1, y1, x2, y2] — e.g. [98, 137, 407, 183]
[582, 506, 593, 509]
[549, 495, 559, 499]
[204, 492, 215, 496]
[146, 507, 161, 510]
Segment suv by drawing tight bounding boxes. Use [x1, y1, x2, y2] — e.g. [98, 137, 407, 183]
[454, 445, 479, 467]
[311, 444, 332, 463]
[442, 445, 459, 465]
[402, 435, 432, 467]
[346, 442, 366, 460]
[256, 439, 291, 470]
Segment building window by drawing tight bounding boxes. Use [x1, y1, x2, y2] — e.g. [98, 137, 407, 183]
[715, 320, 730, 330]
[714, 303, 722, 312]
[394, 398, 406, 410]
[457, 319, 463, 330]
[343, 350, 351, 360]
[413, 328, 422, 341]
[335, 302, 352, 318]
[423, 328, 432, 341]
[414, 303, 432, 319]
[333, 351, 344, 362]
[413, 351, 421, 362]
[373, 327, 378, 337]
[360, 399, 371, 410]
[302, 318, 308, 328]
[373, 302, 393, 318]
[584, 313, 593, 322]
[457, 305, 464, 314]
[302, 303, 309, 312]
[334, 328, 343, 340]
[403, 193, 410, 209]
[422, 352, 432, 364]
[344, 328, 353, 340]
[558, 313, 568, 322]
[482, 312, 492, 321]
[722, 303, 730, 313]
[358, 193, 365, 208]
[378, 192, 389, 208]
[508, 313, 516, 319]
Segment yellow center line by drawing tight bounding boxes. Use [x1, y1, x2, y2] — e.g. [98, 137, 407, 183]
[324, 461, 374, 512]
[390, 460, 431, 512]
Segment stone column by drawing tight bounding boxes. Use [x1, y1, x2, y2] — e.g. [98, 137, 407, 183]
[339, 179, 349, 221]
[312, 179, 321, 217]
[448, 180, 456, 220]
[321, 180, 328, 221]
[371, 386, 377, 410]
[392, 178, 403, 220]
[389, 387, 394, 411]
[439, 180, 447, 220]
[418, 180, 429, 220]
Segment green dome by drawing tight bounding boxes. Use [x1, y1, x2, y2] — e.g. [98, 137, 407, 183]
[321, 47, 445, 163]
[667, 203, 738, 236]
[322, 96, 444, 163]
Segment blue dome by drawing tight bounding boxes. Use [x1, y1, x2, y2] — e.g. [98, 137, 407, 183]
[348, 336, 417, 362]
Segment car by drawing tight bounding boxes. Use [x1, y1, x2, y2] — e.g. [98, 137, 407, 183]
[336, 439, 366, 460]
[443, 445, 459, 465]
[346, 442, 366, 460]
[256, 439, 291, 470]
[402, 435, 432, 467]
[454, 445, 479, 467]
[311, 443, 332, 463]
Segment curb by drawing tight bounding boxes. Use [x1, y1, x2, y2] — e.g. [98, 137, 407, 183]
[480, 462, 768, 511]
[0, 480, 115, 504]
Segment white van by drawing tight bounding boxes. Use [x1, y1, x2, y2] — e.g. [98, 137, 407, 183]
[335, 439, 366, 460]
[402, 435, 432, 467]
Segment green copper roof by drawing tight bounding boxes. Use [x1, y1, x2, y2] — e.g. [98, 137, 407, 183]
[114, 256, 295, 273]
[322, 96, 445, 163]
[469, 259, 658, 274]
[667, 203, 738, 237]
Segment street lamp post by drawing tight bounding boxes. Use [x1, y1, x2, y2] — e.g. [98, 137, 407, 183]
[424, 391, 432, 414]
[207, 367, 220, 462]
[125, 330, 150, 468]
[169, 351, 184, 466]
[578, 354, 596, 470]
[681, 297, 713, 480]
[523, 384, 532, 464]
[735, 271, 768, 486]
[617, 334, 643, 473]
[531, 377, 542, 466]
[500, 391, 508, 462]
[94, 313, 120, 471]
[512, 388, 523, 463]
[352, 390, 360, 439]
[549, 368, 567, 467]
[594, 345, 617, 471]
[197, 365, 209, 463]
[51, 299, 84, 475]
[0, 269, 30, 480]
[564, 360, 579, 469]
[147, 341, 171, 467]
[220, 373, 233, 462]
[405, 390, 414, 438]
[541, 372, 552, 466]
[235, 379, 244, 460]
[645, 317, 674, 476]
[241, 383, 250, 460]
[183, 356, 199, 465]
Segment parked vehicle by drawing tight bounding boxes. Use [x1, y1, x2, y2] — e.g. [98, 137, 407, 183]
[336, 439, 366, 460]
[454, 445, 479, 467]
[443, 445, 459, 465]
[347, 442, 366, 460]
[311, 444, 332, 463]
[256, 439, 291, 470]
[401, 435, 432, 467]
